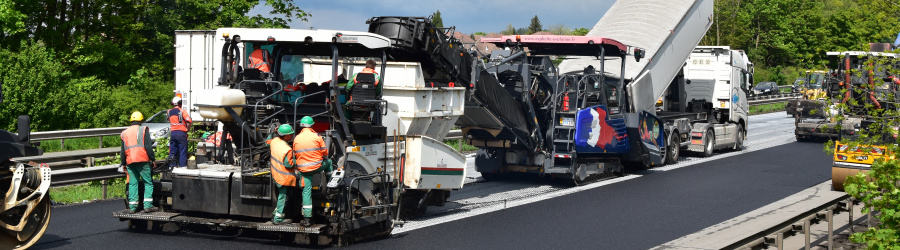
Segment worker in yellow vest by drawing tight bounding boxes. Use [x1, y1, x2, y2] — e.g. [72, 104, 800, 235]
[120, 111, 157, 213]
[266, 124, 296, 225]
[292, 116, 333, 227]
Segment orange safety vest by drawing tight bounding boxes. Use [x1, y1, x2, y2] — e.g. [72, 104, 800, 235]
[249, 49, 272, 73]
[169, 107, 192, 132]
[269, 137, 297, 187]
[121, 125, 150, 165]
[292, 128, 327, 174]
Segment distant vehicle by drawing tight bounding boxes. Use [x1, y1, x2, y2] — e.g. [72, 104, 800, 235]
[143, 109, 171, 143]
[753, 81, 778, 96]
[791, 77, 804, 93]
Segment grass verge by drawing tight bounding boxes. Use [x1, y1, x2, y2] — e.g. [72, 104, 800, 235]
[50, 178, 127, 204]
[444, 138, 477, 153]
[749, 102, 787, 115]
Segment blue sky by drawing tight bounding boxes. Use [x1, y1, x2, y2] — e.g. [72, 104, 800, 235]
[251, 0, 617, 34]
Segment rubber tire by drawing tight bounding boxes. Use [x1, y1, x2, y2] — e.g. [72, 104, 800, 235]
[666, 133, 680, 164]
[702, 129, 714, 157]
[733, 125, 744, 151]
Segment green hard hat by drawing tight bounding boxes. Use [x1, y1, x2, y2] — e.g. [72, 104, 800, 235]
[277, 124, 294, 136]
[299, 116, 314, 127]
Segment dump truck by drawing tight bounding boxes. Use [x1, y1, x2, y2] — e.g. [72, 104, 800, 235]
[0, 114, 52, 249]
[113, 28, 467, 245]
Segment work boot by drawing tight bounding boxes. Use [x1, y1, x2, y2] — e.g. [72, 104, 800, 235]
[142, 207, 159, 213]
[126, 209, 138, 214]
[299, 218, 311, 227]
[274, 219, 292, 225]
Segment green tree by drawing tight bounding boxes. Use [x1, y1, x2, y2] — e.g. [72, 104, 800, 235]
[0, 0, 309, 131]
[573, 28, 590, 36]
[547, 24, 572, 35]
[431, 10, 443, 28]
[528, 15, 543, 34]
[502, 24, 516, 35]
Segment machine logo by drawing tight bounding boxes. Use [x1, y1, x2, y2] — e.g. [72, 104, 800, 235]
[586, 107, 619, 149]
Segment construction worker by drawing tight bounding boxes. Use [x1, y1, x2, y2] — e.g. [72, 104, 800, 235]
[292, 116, 333, 227]
[266, 124, 297, 225]
[120, 111, 157, 213]
[249, 44, 273, 73]
[345, 59, 382, 101]
[168, 96, 192, 168]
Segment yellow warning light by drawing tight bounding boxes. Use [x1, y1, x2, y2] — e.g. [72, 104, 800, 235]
[222, 33, 229, 38]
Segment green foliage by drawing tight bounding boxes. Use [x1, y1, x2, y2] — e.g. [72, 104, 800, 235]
[50, 178, 127, 204]
[748, 102, 786, 115]
[444, 139, 477, 153]
[502, 24, 516, 35]
[829, 55, 900, 248]
[702, 0, 900, 69]
[431, 10, 443, 28]
[0, 1, 308, 132]
[528, 15, 543, 34]
[573, 28, 590, 36]
[473, 32, 487, 36]
[547, 24, 572, 35]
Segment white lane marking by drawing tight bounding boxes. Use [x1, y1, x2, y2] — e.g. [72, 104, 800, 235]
[393, 175, 641, 234]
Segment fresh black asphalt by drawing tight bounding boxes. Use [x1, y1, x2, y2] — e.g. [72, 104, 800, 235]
[32, 141, 832, 249]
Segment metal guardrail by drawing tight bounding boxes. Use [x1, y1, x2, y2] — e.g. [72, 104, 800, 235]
[732, 194, 853, 249]
[31, 126, 127, 141]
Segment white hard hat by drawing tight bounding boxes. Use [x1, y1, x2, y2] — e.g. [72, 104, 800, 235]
[172, 96, 182, 106]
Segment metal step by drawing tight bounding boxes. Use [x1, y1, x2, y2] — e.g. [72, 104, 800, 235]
[112, 210, 180, 221]
[257, 223, 325, 234]
[554, 139, 574, 143]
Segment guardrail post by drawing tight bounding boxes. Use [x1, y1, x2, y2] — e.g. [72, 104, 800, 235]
[828, 209, 833, 250]
[848, 200, 854, 233]
[101, 179, 107, 199]
[803, 220, 810, 250]
[99, 136, 103, 148]
[776, 233, 783, 250]
[60, 139, 65, 151]
[458, 138, 462, 151]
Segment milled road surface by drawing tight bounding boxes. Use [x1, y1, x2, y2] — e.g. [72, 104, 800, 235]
[33, 112, 833, 249]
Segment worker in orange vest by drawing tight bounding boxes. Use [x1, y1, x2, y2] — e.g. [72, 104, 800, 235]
[120, 111, 157, 213]
[266, 124, 297, 225]
[249, 44, 273, 73]
[292, 116, 333, 227]
[169, 96, 192, 168]
[345, 59, 382, 102]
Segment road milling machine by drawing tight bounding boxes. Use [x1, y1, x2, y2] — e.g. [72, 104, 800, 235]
[113, 28, 468, 245]
[0, 98, 52, 250]
[796, 51, 900, 142]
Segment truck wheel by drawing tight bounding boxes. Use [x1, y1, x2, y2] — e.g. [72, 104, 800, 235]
[666, 133, 680, 164]
[733, 125, 744, 151]
[702, 129, 714, 157]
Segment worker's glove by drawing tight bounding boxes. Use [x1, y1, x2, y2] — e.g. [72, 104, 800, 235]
[117, 165, 125, 174]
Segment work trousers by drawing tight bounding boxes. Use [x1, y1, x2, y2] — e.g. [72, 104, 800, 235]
[169, 130, 188, 167]
[273, 184, 289, 223]
[299, 159, 333, 218]
[126, 162, 153, 211]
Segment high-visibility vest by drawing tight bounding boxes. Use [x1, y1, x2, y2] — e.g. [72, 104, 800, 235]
[293, 128, 327, 187]
[121, 125, 150, 165]
[169, 107, 191, 132]
[269, 137, 297, 187]
[249, 49, 271, 73]
[205, 132, 233, 147]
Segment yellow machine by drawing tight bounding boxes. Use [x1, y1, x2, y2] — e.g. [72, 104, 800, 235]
[831, 141, 892, 191]
[786, 70, 827, 116]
